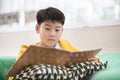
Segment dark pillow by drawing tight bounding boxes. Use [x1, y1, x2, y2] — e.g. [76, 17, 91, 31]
[13, 61, 107, 80]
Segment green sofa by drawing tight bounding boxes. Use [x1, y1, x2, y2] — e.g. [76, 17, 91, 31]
[0, 53, 120, 80]
[92, 53, 120, 80]
[0, 57, 16, 80]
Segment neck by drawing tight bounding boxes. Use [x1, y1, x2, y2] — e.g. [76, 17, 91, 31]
[39, 43, 56, 48]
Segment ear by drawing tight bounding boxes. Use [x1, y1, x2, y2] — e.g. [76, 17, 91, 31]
[35, 24, 40, 33]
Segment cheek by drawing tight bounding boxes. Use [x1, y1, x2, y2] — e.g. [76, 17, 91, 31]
[57, 31, 62, 36]
[39, 31, 49, 38]
[56, 33, 62, 39]
[40, 32, 45, 37]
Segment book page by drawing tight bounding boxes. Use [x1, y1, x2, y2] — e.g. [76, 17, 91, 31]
[6, 46, 102, 76]
[65, 48, 102, 64]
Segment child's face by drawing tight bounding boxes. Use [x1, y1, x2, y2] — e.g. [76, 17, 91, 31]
[36, 20, 63, 48]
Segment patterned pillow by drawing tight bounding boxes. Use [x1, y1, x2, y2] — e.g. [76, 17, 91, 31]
[13, 61, 107, 80]
[68, 61, 108, 80]
[13, 64, 71, 80]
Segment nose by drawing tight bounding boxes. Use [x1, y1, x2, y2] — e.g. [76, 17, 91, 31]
[49, 30, 55, 37]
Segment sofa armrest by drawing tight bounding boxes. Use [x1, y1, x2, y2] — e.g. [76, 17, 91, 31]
[92, 53, 120, 80]
[0, 56, 16, 80]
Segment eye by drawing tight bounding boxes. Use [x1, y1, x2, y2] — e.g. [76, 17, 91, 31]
[45, 28, 50, 30]
[55, 29, 60, 32]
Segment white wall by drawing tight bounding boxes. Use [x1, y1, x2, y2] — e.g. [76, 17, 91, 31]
[0, 25, 120, 56]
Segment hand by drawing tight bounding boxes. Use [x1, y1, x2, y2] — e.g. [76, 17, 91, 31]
[88, 57, 99, 62]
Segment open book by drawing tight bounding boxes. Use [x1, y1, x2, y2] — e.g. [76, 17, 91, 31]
[6, 45, 102, 76]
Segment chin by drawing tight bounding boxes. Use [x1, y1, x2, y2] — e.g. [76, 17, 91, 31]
[47, 44, 56, 47]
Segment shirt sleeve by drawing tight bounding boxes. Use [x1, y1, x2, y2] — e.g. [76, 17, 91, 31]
[16, 45, 29, 60]
[59, 39, 80, 51]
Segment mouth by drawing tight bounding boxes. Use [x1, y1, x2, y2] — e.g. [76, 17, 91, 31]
[48, 39, 56, 42]
[47, 39, 57, 47]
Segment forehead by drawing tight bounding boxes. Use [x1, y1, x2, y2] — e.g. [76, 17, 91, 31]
[42, 20, 63, 28]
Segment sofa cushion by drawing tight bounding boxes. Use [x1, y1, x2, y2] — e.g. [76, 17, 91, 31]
[92, 68, 120, 80]
[98, 53, 120, 68]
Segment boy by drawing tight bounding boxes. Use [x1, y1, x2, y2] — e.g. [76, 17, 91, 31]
[10, 7, 99, 80]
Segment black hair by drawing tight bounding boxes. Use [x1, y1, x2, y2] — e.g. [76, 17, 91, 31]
[36, 7, 65, 26]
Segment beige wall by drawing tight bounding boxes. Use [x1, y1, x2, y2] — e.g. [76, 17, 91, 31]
[0, 25, 120, 56]
[63, 25, 120, 53]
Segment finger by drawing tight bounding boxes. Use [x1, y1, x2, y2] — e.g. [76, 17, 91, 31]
[88, 58, 96, 60]
[88, 58, 98, 62]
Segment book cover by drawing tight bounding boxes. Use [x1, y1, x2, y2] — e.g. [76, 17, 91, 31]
[6, 45, 101, 76]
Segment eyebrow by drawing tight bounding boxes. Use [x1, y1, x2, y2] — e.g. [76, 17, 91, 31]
[45, 24, 51, 27]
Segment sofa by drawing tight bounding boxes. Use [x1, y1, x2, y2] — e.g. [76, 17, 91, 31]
[0, 52, 120, 80]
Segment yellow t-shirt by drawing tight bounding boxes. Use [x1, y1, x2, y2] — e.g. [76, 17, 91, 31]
[9, 39, 79, 80]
